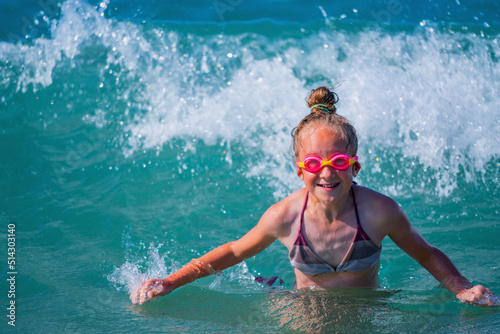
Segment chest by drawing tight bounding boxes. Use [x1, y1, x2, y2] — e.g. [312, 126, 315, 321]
[301, 213, 359, 267]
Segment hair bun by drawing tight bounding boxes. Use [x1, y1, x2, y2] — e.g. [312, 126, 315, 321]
[307, 87, 338, 114]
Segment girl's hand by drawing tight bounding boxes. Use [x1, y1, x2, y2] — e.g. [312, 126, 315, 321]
[130, 278, 172, 305]
[456, 285, 500, 307]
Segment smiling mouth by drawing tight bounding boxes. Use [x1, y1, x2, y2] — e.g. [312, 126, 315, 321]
[317, 182, 340, 189]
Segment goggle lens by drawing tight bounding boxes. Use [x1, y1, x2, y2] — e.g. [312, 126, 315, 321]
[304, 158, 321, 171]
[332, 156, 350, 168]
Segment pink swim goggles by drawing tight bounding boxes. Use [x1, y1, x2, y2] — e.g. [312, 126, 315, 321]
[296, 154, 358, 173]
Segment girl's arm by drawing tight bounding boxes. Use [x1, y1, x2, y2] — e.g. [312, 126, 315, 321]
[130, 206, 282, 305]
[386, 203, 499, 307]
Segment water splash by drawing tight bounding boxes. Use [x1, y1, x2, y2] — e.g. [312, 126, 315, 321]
[1, 0, 499, 197]
[107, 242, 171, 293]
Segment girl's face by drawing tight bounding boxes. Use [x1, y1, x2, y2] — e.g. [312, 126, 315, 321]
[296, 125, 360, 204]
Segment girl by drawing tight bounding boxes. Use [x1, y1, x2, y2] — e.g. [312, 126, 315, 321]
[130, 87, 498, 307]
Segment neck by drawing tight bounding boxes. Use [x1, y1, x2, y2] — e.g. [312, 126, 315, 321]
[307, 187, 353, 222]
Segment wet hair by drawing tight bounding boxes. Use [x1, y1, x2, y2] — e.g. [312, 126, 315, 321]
[291, 87, 358, 159]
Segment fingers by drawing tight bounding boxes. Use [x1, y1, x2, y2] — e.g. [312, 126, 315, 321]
[130, 285, 141, 304]
[457, 285, 500, 307]
[130, 279, 164, 305]
[146, 281, 165, 301]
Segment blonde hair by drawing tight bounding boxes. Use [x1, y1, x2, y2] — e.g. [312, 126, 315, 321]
[291, 87, 358, 158]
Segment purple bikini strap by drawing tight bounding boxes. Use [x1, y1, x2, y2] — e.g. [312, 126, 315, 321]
[298, 192, 309, 234]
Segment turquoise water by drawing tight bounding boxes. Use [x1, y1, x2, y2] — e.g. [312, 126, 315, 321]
[1, 0, 500, 332]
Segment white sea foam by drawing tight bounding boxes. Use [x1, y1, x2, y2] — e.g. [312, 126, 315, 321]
[1, 0, 499, 197]
[107, 242, 171, 293]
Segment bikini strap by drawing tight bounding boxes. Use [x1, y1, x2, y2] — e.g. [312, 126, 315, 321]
[351, 186, 361, 227]
[299, 192, 309, 233]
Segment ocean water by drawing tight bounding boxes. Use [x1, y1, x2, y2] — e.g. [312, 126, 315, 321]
[1, 0, 500, 332]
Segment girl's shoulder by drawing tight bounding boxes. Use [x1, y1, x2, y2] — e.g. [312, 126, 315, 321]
[258, 188, 307, 233]
[352, 185, 408, 238]
[272, 188, 308, 220]
[353, 184, 400, 211]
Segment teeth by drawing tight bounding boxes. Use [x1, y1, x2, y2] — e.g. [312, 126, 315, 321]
[319, 183, 338, 188]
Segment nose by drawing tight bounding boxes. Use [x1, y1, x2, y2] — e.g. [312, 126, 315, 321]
[318, 164, 336, 178]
